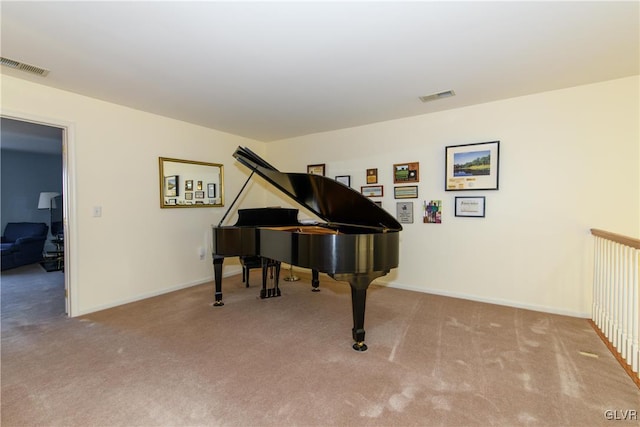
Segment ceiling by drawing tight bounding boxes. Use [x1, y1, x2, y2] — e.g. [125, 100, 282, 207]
[1, 1, 638, 144]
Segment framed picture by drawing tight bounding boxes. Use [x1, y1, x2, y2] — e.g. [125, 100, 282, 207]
[393, 162, 419, 183]
[455, 196, 486, 217]
[396, 202, 414, 224]
[164, 175, 178, 197]
[366, 168, 378, 184]
[361, 185, 383, 197]
[185, 180, 193, 191]
[307, 164, 326, 176]
[445, 141, 500, 191]
[184, 192, 193, 200]
[394, 185, 418, 199]
[166, 198, 177, 205]
[335, 175, 351, 187]
[207, 183, 216, 198]
[373, 201, 382, 208]
[195, 191, 205, 199]
[197, 181, 203, 190]
[424, 200, 442, 224]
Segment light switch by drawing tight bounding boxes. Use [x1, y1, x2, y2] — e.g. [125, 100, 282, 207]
[93, 206, 102, 217]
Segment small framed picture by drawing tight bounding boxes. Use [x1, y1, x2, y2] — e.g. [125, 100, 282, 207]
[195, 191, 205, 199]
[164, 175, 178, 197]
[394, 185, 418, 199]
[197, 181, 203, 191]
[166, 198, 177, 205]
[445, 141, 500, 191]
[207, 183, 216, 198]
[361, 185, 383, 197]
[393, 162, 419, 183]
[455, 196, 486, 217]
[366, 168, 378, 184]
[185, 180, 193, 191]
[335, 175, 351, 187]
[396, 202, 414, 224]
[307, 164, 326, 176]
[185, 192, 193, 200]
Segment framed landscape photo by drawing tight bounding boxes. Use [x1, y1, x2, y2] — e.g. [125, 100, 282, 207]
[445, 141, 500, 191]
[307, 164, 326, 176]
[455, 196, 486, 217]
[361, 185, 383, 197]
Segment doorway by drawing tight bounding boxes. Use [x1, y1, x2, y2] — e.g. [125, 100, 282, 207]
[0, 115, 72, 315]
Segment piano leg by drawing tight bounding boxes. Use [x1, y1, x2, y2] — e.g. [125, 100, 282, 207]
[332, 271, 387, 351]
[212, 255, 224, 307]
[311, 269, 320, 292]
[350, 285, 368, 351]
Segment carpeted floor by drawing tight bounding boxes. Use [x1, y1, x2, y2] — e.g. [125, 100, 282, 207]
[1, 263, 638, 426]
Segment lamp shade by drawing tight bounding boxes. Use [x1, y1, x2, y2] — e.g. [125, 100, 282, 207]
[38, 192, 60, 209]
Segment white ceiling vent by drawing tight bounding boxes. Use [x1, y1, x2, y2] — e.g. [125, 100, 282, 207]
[419, 90, 455, 103]
[0, 57, 50, 77]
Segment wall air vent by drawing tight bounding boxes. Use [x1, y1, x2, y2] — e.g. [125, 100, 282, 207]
[0, 57, 49, 77]
[419, 90, 455, 103]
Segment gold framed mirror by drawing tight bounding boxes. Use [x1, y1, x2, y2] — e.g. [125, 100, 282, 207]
[159, 157, 224, 208]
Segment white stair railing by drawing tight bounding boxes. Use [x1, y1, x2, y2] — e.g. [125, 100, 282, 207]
[591, 228, 640, 382]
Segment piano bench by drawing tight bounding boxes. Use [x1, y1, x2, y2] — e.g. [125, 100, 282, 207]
[240, 256, 262, 287]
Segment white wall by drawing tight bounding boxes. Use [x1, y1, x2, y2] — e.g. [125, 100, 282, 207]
[3, 74, 637, 318]
[266, 76, 640, 317]
[1, 75, 264, 315]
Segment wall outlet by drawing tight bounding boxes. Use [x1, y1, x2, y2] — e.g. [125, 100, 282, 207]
[198, 247, 205, 260]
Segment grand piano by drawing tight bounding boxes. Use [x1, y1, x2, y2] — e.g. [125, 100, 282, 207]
[212, 147, 402, 351]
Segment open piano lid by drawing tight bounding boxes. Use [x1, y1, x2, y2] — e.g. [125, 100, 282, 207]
[233, 146, 402, 232]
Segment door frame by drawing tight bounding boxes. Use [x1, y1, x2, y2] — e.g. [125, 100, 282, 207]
[2, 110, 77, 316]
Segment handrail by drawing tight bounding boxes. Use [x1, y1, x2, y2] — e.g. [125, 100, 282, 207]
[591, 229, 640, 250]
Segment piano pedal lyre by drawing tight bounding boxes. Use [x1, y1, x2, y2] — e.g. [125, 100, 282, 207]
[260, 258, 281, 299]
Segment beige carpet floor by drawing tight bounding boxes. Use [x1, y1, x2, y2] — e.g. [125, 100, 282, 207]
[1, 263, 638, 426]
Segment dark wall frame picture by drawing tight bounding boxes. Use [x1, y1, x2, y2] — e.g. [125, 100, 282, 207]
[455, 196, 486, 217]
[307, 164, 326, 176]
[394, 185, 418, 199]
[195, 191, 205, 199]
[366, 168, 378, 184]
[393, 162, 419, 183]
[361, 185, 383, 197]
[445, 141, 500, 191]
[335, 175, 351, 187]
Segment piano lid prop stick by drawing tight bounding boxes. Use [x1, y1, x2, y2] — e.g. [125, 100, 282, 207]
[217, 170, 256, 227]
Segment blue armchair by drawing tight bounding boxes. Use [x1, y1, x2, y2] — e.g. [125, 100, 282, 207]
[1, 222, 49, 271]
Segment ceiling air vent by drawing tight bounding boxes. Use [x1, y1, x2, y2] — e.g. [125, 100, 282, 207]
[419, 90, 455, 103]
[0, 57, 49, 77]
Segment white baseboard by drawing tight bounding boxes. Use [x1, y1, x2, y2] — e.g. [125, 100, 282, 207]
[378, 280, 590, 319]
[75, 267, 242, 317]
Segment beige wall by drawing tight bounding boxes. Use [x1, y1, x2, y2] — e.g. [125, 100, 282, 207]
[266, 76, 640, 317]
[1, 75, 263, 315]
[2, 74, 638, 318]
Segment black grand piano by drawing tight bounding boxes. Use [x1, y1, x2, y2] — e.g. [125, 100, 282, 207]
[212, 147, 402, 351]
